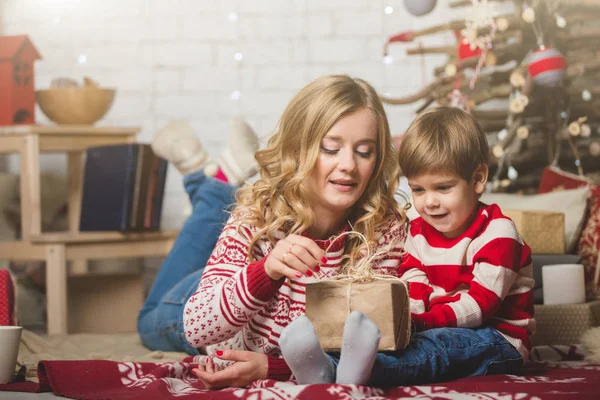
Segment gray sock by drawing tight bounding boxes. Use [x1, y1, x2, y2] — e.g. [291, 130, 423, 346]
[335, 311, 381, 385]
[279, 315, 336, 384]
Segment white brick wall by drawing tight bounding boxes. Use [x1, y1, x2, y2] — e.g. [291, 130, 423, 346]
[0, 0, 512, 228]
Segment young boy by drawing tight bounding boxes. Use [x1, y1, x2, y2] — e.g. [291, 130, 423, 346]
[368, 106, 534, 386]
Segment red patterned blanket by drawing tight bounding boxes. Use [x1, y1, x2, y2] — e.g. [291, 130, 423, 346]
[1, 346, 598, 399]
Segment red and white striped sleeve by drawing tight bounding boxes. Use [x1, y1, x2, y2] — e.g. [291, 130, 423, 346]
[183, 214, 283, 348]
[411, 217, 529, 331]
[398, 227, 432, 316]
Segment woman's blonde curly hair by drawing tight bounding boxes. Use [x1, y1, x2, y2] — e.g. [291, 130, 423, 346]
[234, 75, 404, 269]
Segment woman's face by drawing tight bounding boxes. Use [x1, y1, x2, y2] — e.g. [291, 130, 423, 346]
[303, 107, 379, 220]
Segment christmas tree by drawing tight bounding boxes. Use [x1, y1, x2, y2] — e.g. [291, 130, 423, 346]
[383, 0, 600, 193]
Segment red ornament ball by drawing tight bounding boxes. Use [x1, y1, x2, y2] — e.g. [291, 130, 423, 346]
[527, 47, 566, 87]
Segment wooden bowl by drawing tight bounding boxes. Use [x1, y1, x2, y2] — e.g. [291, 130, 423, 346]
[36, 87, 116, 125]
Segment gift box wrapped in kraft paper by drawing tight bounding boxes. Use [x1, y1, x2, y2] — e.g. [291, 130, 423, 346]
[305, 279, 411, 352]
[503, 210, 565, 254]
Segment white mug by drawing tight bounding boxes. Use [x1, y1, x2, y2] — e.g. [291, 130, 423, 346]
[0, 326, 22, 384]
[542, 264, 586, 305]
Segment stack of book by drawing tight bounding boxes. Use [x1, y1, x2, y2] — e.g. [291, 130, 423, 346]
[79, 143, 168, 232]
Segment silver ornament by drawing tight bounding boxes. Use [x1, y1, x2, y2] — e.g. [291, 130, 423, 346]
[403, 0, 437, 17]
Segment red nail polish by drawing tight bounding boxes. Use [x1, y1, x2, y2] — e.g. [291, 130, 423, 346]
[314, 265, 321, 273]
[321, 257, 327, 264]
[295, 272, 302, 279]
[306, 269, 313, 277]
[215, 350, 224, 356]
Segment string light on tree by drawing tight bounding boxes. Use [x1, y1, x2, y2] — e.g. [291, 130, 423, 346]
[493, 144, 504, 158]
[582, 89, 592, 102]
[522, 6, 536, 23]
[444, 63, 458, 77]
[510, 70, 526, 88]
[497, 128, 508, 141]
[496, 17, 509, 32]
[581, 124, 591, 137]
[568, 121, 581, 136]
[517, 125, 529, 139]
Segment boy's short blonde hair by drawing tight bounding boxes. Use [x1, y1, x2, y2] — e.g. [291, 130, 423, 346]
[398, 106, 489, 181]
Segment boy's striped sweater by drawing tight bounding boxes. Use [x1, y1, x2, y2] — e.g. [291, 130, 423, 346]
[400, 202, 535, 359]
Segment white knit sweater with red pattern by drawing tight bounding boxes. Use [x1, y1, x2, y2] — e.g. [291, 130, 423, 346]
[183, 209, 406, 380]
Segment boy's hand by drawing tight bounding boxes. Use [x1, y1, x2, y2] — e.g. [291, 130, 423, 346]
[192, 350, 268, 389]
[264, 234, 325, 281]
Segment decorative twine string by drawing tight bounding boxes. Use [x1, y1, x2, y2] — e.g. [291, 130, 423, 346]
[321, 223, 408, 320]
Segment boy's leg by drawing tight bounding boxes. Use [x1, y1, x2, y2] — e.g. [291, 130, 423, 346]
[369, 326, 523, 387]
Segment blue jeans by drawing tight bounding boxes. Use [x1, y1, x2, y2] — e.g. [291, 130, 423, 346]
[137, 171, 236, 354]
[365, 326, 523, 387]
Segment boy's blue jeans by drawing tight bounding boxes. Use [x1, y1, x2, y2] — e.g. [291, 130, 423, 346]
[368, 325, 523, 386]
[327, 325, 522, 386]
[137, 171, 523, 385]
[137, 171, 236, 355]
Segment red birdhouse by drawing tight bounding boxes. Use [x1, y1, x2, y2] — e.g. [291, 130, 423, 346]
[0, 35, 42, 126]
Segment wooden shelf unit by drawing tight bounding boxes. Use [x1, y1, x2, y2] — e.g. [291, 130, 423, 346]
[0, 124, 177, 335]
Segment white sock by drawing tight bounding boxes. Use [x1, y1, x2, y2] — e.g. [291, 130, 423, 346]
[151, 120, 210, 175]
[279, 316, 336, 384]
[218, 117, 259, 185]
[335, 311, 381, 385]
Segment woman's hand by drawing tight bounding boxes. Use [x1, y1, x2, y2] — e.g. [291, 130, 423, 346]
[192, 350, 268, 390]
[264, 234, 325, 280]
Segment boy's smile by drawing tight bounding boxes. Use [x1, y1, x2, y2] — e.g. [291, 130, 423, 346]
[408, 166, 487, 238]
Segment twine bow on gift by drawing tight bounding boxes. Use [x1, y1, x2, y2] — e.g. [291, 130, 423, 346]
[323, 224, 406, 283]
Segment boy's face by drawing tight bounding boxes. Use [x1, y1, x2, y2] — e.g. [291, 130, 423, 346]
[408, 165, 488, 238]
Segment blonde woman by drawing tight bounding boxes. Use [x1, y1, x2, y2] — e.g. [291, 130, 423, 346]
[139, 75, 406, 388]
